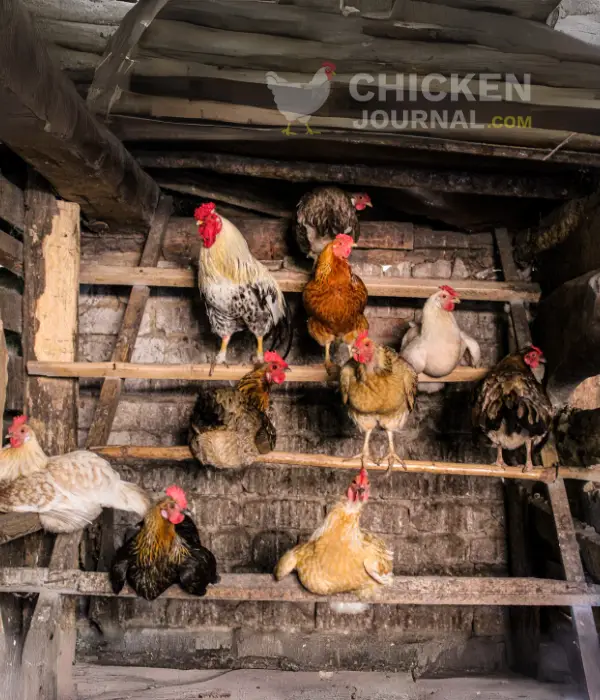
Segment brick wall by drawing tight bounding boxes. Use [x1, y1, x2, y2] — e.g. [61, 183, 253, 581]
[77, 226, 509, 674]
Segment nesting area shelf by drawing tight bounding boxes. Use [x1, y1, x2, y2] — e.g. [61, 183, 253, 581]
[80, 265, 541, 302]
[28, 361, 487, 383]
[91, 447, 599, 483]
[1, 567, 599, 607]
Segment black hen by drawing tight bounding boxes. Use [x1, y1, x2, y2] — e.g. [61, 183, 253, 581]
[109, 486, 219, 601]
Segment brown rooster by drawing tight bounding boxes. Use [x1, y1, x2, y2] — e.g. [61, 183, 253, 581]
[0, 416, 149, 532]
[340, 332, 417, 471]
[295, 186, 372, 260]
[303, 233, 368, 365]
[275, 467, 393, 613]
[473, 346, 553, 472]
[189, 351, 289, 469]
[110, 486, 219, 601]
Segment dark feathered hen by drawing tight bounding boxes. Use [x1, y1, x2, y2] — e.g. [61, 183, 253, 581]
[110, 486, 218, 601]
[473, 346, 553, 472]
[295, 186, 371, 260]
[189, 353, 289, 469]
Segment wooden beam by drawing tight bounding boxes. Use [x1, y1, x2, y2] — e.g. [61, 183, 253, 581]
[79, 265, 541, 302]
[87, 445, 590, 482]
[21, 176, 81, 700]
[87, 0, 169, 115]
[0, 316, 6, 423]
[0, 286, 22, 334]
[6, 355, 23, 413]
[1, 566, 599, 606]
[109, 118, 600, 168]
[0, 174, 24, 231]
[0, 0, 160, 232]
[136, 151, 581, 199]
[417, 0, 558, 22]
[27, 361, 488, 384]
[0, 230, 23, 278]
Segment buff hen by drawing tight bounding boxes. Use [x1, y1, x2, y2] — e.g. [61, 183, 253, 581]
[274, 467, 393, 614]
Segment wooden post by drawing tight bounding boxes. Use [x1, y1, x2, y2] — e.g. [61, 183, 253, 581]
[21, 173, 80, 700]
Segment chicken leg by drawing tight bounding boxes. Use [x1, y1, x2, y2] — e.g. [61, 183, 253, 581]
[282, 124, 296, 136]
[210, 336, 231, 376]
[382, 430, 406, 474]
[522, 439, 534, 473]
[345, 429, 374, 469]
[305, 124, 320, 135]
[494, 445, 506, 469]
[254, 336, 264, 363]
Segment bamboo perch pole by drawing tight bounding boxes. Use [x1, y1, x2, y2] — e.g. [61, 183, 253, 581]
[88, 446, 600, 483]
[27, 362, 487, 383]
[79, 265, 542, 302]
[1, 568, 599, 606]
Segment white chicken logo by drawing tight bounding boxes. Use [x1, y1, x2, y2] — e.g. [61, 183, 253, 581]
[266, 61, 336, 136]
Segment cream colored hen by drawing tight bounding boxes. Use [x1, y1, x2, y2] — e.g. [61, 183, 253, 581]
[0, 416, 150, 532]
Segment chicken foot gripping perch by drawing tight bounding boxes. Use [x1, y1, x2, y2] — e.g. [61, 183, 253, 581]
[110, 486, 219, 601]
[195, 202, 292, 368]
[303, 233, 369, 365]
[0, 416, 150, 532]
[340, 333, 417, 472]
[274, 468, 393, 613]
[473, 346, 553, 473]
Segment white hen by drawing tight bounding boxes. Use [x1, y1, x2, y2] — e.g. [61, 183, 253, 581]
[400, 285, 481, 393]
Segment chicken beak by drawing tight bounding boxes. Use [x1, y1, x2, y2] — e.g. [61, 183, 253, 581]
[453, 297, 461, 305]
[182, 509, 192, 517]
[365, 201, 373, 208]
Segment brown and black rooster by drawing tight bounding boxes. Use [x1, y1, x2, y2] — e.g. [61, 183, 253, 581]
[109, 486, 218, 601]
[189, 352, 289, 469]
[295, 186, 372, 260]
[472, 346, 553, 472]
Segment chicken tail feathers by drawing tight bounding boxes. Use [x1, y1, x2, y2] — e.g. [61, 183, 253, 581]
[109, 482, 151, 518]
[268, 298, 294, 360]
[274, 546, 299, 580]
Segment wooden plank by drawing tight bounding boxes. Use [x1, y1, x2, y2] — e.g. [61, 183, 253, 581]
[27, 361, 488, 384]
[0, 230, 23, 278]
[0, 0, 160, 232]
[87, 0, 170, 115]
[0, 316, 6, 422]
[0, 174, 24, 230]
[1, 567, 599, 606]
[85, 196, 172, 449]
[0, 512, 42, 545]
[87, 445, 578, 481]
[547, 477, 600, 700]
[79, 266, 541, 302]
[419, 0, 558, 22]
[136, 151, 581, 199]
[21, 176, 81, 700]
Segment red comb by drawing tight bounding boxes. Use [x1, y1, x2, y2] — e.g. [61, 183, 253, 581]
[9, 415, 27, 432]
[335, 233, 354, 246]
[194, 202, 217, 221]
[264, 350, 288, 368]
[439, 285, 458, 297]
[529, 345, 543, 355]
[165, 485, 187, 509]
[354, 330, 369, 348]
[322, 61, 336, 71]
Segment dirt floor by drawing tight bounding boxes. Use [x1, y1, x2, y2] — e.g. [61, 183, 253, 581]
[73, 665, 581, 700]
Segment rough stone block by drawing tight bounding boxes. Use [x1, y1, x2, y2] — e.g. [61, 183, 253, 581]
[360, 502, 410, 534]
[242, 499, 324, 531]
[251, 531, 298, 572]
[190, 497, 241, 530]
[210, 530, 253, 563]
[393, 535, 472, 575]
[372, 605, 474, 637]
[470, 537, 508, 566]
[315, 602, 374, 631]
[473, 607, 508, 637]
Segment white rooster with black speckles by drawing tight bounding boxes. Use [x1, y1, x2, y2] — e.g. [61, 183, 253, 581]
[194, 202, 292, 367]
